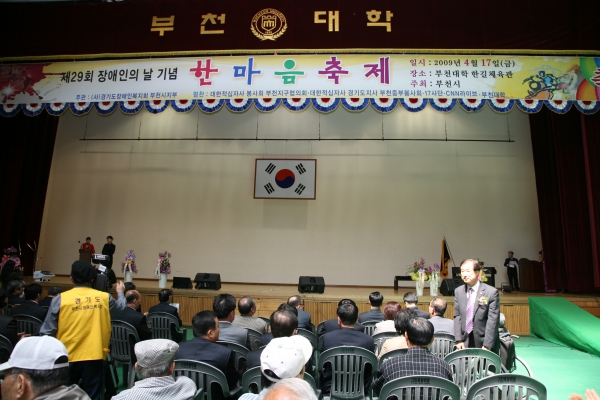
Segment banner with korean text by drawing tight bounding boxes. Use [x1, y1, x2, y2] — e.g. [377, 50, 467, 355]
[2, 55, 600, 105]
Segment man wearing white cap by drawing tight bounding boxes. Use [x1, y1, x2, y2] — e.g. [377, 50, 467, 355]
[112, 339, 197, 400]
[0, 336, 91, 400]
[239, 335, 313, 400]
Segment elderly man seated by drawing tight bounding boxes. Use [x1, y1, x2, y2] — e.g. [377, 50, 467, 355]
[232, 296, 268, 334]
[112, 339, 197, 400]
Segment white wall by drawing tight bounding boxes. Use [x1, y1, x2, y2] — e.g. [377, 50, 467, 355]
[38, 104, 542, 286]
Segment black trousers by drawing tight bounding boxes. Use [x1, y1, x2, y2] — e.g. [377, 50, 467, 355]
[70, 360, 104, 400]
[507, 267, 519, 290]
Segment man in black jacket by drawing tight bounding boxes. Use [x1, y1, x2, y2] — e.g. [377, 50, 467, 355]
[9, 283, 47, 322]
[403, 292, 430, 319]
[101, 236, 116, 285]
[504, 251, 520, 291]
[148, 289, 184, 342]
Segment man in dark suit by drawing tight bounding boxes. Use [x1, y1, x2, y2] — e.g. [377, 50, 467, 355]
[504, 251, 520, 291]
[320, 300, 374, 395]
[148, 288, 184, 343]
[176, 310, 238, 392]
[117, 290, 152, 341]
[39, 286, 62, 308]
[260, 304, 297, 346]
[287, 295, 311, 330]
[248, 307, 298, 368]
[318, 299, 366, 336]
[213, 293, 247, 347]
[101, 235, 117, 285]
[10, 283, 47, 322]
[358, 291, 385, 323]
[6, 280, 24, 306]
[403, 292, 430, 319]
[454, 258, 500, 353]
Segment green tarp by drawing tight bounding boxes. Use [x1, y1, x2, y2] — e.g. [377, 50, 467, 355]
[529, 297, 600, 358]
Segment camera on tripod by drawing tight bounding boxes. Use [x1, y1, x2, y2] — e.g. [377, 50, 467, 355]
[92, 254, 111, 292]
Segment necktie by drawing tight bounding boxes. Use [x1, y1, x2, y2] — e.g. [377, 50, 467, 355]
[465, 287, 475, 334]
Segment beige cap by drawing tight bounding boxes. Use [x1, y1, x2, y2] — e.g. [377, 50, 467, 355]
[134, 339, 179, 368]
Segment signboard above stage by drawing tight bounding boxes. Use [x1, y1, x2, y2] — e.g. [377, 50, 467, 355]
[2, 55, 599, 105]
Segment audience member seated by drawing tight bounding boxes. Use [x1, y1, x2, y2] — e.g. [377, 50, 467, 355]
[318, 299, 366, 336]
[6, 281, 24, 306]
[259, 378, 318, 400]
[428, 296, 454, 334]
[214, 293, 248, 347]
[232, 296, 268, 334]
[39, 286, 62, 308]
[0, 335, 91, 400]
[175, 310, 238, 391]
[0, 261, 23, 290]
[148, 289, 184, 343]
[358, 291, 385, 323]
[124, 283, 141, 313]
[0, 288, 18, 351]
[240, 336, 313, 400]
[286, 296, 311, 330]
[112, 339, 196, 400]
[10, 283, 48, 321]
[372, 317, 453, 395]
[403, 292, 430, 319]
[373, 301, 401, 335]
[378, 308, 417, 360]
[260, 304, 297, 347]
[320, 300, 374, 395]
[117, 290, 152, 341]
[248, 307, 298, 369]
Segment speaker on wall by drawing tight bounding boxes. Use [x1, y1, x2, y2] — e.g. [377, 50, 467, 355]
[440, 278, 463, 296]
[194, 273, 221, 290]
[298, 276, 325, 294]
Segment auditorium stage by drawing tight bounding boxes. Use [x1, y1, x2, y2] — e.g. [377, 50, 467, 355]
[36, 276, 599, 336]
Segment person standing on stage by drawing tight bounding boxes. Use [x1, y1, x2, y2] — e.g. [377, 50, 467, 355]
[454, 259, 500, 353]
[503, 251, 520, 291]
[79, 237, 96, 253]
[101, 236, 116, 285]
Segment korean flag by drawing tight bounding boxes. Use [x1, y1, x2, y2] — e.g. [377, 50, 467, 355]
[254, 159, 317, 200]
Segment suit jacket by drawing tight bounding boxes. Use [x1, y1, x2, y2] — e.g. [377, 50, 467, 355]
[408, 306, 431, 319]
[116, 307, 152, 341]
[318, 318, 365, 336]
[260, 332, 273, 347]
[218, 321, 248, 347]
[39, 296, 54, 308]
[232, 315, 268, 334]
[0, 314, 18, 347]
[429, 316, 454, 335]
[358, 309, 384, 323]
[246, 347, 264, 369]
[454, 282, 500, 352]
[148, 302, 184, 343]
[7, 295, 22, 306]
[297, 309, 311, 330]
[176, 337, 238, 389]
[10, 300, 47, 322]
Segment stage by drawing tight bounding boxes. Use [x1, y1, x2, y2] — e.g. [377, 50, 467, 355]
[34, 276, 600, 336]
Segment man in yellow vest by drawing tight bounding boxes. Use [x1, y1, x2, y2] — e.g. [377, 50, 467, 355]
[40, 261, 127, 400]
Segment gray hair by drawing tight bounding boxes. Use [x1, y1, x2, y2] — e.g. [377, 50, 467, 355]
[258, 378, 317, 400]
[136, 356, 174, 379]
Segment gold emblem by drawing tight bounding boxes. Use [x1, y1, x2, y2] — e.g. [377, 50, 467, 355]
[251, 8, 287, 41]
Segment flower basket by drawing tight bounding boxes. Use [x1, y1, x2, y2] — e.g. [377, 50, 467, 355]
[155, 251, 171, 288]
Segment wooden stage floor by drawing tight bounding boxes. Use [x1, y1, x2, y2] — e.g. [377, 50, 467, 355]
[37, 276, 599, 336]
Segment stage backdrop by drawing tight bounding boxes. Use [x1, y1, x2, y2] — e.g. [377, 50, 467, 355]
[38, 105, 541, 286]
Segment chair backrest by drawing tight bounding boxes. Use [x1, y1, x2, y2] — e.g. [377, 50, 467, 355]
[465, 374, 547, 400]
[147, 312, 181, 340]
[316, 321, 326, 338]
[110, 320, 140, 364]
[258, 316, 270, 329]
[361, 321, 379, 336]
[372, 332, 398, 356]
[444, 349, 502, 397]
[0, 334, 14, 364]
[12, 314, 42, 336]
[318, 346, 377, 400]
[242, 366, 262, 394]
[246, 328, 263, 351]
[378, 348, 408, 370]
[380, 375, 461, 400]
[431, 333, 456, 359]
[174, 359, 232, 400]
[296, 328, 318, 350]
[217, 340, 249, 372]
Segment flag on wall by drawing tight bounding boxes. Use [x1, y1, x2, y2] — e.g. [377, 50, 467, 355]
[254, 159, 317, 199]
[441, 238, 452, 279]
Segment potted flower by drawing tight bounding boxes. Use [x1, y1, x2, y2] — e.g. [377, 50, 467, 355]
[121, 250, 138, 283]
[155, 251, 171, 288]
[406, 258, 442, 296]
[1, 246, 21, 270]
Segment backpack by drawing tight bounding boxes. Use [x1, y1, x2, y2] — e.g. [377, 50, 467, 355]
[498, 329, 516, 372]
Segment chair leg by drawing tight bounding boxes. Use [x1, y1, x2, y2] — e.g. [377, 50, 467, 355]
[128, 362, 136, 388]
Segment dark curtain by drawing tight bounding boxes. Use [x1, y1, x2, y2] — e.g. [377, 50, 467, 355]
[529, 108, 600, 292]
[0, 113, 59, 276]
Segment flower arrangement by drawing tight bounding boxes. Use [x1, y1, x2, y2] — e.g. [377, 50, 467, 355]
[121, 250, 138, 274]
[1, 246, 21, 269]
[406, 258, 441, 281]
[154, 251, 171, 278]
[477, 258, 490, 283]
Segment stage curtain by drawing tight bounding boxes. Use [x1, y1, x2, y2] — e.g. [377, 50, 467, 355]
[0, 113, 59, 275]
[529, 108, 600, 292]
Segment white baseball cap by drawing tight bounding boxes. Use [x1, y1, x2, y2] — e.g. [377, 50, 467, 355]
[0, 336, 69, 372]
[260, 336, 312, 382]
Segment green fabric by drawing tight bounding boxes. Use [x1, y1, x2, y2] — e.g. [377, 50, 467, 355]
[529, 297, 600, 357]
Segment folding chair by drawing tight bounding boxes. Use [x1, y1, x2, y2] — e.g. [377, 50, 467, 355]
[304, 372, 323, 400]
[378, 348, 408, 370]
[444, 348, 502, 398]
[0, 334, 14, 364]
[241, 366, 262, 394]
[110, 320, 140, 389]
[431, 333, 456, 359]
[174, 359, 242, 400]
[361, 321, 379, 336]
[12, 315, 42, 336]
[372, 332, 397, 356]
[379, 375, 461, 400]
[147, 312, 187, 342]
[318, 346, 377, 400]
[217, 340, 249, 382]
[466, 374, 547, 400]
[246, 328, 263, 350]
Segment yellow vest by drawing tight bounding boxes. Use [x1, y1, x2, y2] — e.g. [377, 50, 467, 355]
[57, 287, 112, 362]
